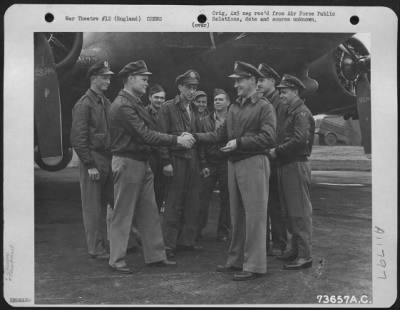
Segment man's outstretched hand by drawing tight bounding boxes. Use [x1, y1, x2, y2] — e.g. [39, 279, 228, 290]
[220, 139, 237, 152]
[177, 132, 195, 149]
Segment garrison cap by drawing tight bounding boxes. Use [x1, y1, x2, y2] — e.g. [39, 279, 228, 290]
[118, 60, 152, 77]
[228, 61, 262, 79]
[214, 88, 229, 98]
[257, 63, 281, 81]
[87, 60, 114, 77]
[194, 90, 207, 100]
[176, 70, 200, 85]
[276, 74, 305, 91]
[148, 84, 165, 97]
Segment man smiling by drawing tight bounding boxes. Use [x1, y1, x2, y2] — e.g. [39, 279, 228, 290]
[194, 61, 276, 281]
[107, 60, 195, 273]
[159, 70, 204, 259]
[71, 60, 114, 260]
[270, 74, 315, 270]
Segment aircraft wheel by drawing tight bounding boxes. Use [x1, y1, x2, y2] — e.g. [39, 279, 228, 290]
[35, 146, 74, 172]
[324, 133, 337, 146]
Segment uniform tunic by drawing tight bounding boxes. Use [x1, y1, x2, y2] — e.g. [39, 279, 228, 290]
[158, 95, 202, 250]
[107, 89, 177, 268]
[275, 96, 315, 259]
[195, 92, 276, 274]
[70, 88, 113, 256]
[146, 105, 166, 211]
[264, 89, 287, 253]
[197, 111, 230, 239]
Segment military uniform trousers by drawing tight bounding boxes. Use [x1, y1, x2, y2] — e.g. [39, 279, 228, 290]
[109, 156, 166, 268]
[226, 155, 270, 274]
[79, 151, 113, 256]
[277, 160, 312, 259]
[149, 156, 166, 211]
[198, 161, 230, 239]
[161, 149, 201, 250]
[266, 162, 287, 252]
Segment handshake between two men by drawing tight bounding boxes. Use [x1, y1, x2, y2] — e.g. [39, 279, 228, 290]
[176, 132, 239, 152]
[163, 132, 239, 177]
[176, 132, 196, 149]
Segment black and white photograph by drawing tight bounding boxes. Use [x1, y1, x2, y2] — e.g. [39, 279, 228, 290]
[3, 5, 398, 307]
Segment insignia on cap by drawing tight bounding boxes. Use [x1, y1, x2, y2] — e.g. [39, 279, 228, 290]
[104, 61, 109, 68]
[189, 71, 196, 78]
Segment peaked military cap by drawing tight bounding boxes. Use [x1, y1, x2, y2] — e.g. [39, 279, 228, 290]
[257, 63, 281, 81]
[276, 74, 305, 91]
[118, 60, 152, 77]
[228, 61, 262, 79]
[176, 70, 200, 85]
[194, 90, 207, 100]
[87, 60, 114, 77]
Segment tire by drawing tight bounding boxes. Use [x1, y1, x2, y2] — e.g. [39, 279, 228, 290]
[324, 133, 337, 146]
[35, 146, 74, 172]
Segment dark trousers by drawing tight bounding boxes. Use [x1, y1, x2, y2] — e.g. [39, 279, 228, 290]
[149, 156, 166, 211]
[198, 161, 230, 238]
[161, 150, 201, 250]
[267, 163, 287, 252]
[277, 161, 312, 259]
[79, 151, 113, 256]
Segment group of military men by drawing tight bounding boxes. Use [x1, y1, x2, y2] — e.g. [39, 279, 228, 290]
[70, 57, 315, 281]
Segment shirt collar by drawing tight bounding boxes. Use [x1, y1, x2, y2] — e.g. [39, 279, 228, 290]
[214, 110, 226, 121]
[87, 88, 104, 104]
[266, 89, 278, 101]
[174, 95, 190, 111]
[235, 91, 259, 106]
[287, 97, 304, 114]
[119, 89, 143, 105]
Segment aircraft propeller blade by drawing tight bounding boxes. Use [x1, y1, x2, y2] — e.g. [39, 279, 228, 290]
[338, 43, 359, 62]
[34, 33, 64, 165]
[355, 73, 371, 154]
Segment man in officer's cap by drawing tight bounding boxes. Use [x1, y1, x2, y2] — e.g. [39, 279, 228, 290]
[194, 61, 276, 281]
[71, 60, 115, 260]
[196, 88, 231, 242]
[107, 60, 195, 273]
[256, 63, 287, 256]
[269, 74, 315, 270]
[158, 70, 204, 258]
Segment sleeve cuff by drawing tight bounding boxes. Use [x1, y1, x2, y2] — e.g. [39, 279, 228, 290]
[200, 159, 208, 169]
[161, 159, 172, 167]
[193, 133, 200, 142]
[236, 138, 242, 150]
[85, 161, 97, 169]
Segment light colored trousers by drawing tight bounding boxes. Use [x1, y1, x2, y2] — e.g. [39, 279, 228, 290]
[79, 152, 113, 256]
[109, 156, 166, 268]
[226, 155, 270, 274]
